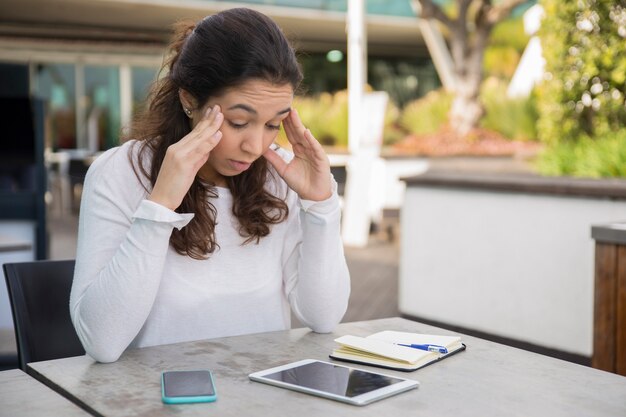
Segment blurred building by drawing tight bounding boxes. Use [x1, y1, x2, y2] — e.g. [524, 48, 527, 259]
[0, 0, 439, 153]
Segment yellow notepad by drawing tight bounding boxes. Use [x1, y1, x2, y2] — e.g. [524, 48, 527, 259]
[330, 330, 465, 371]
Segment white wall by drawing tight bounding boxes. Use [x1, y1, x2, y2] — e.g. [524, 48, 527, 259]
[400, 187, 626, 357]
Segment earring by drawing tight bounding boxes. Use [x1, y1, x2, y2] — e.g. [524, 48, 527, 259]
[183, 107, 193, 117]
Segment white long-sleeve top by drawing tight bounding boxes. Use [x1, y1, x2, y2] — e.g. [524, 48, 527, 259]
[69, 140, 350, 363]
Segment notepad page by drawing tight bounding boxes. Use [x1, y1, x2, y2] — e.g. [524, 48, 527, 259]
[334, 335, 433, 364]
[367, 331, 462, 349]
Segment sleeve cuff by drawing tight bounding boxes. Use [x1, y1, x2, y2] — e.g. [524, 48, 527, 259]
[299, 178, 340, 215]
[132, 200, 194, 230]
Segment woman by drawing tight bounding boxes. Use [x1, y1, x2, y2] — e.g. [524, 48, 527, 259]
[70, 8, 350, 363]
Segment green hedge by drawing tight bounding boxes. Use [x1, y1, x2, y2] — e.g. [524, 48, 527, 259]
[535, 0, 626, 177]
[399, 90, 452, 136]
[480, 79, 538, 141]
[399, 81, 538, 141]
[484, 17, 528, 80]
[535, 130, 626, 177]
[278, 90, 403, 148]
[537, 0, 626, 144]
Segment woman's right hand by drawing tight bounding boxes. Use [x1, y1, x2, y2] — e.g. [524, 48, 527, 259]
[148, 105, 223, 211]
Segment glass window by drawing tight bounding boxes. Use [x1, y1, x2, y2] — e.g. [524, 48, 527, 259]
[34, 63, 76, 150]
[131, 66, 158, 116]
[299, 52, 440, 107]
[222, 0, 416, 17]
[300, 53, 348, 93]
[369, 57, 441, 107]
[84, 65, 121, 151]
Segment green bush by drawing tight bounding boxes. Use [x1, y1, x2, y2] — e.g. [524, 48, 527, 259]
[278, 90, 404, 148]
[484, 17, 528, 80]
[535, 0, 626, 178]
[480, 78, 538, 141]
[321, 91, 349, 147]
[537, 0, 626, 144]
[399, 89, 452, 136]
[535, 130, 626, 177]
[484, 46, 522, 80]
[278, 92, 348, 147]
[489, 16, 530, 52]
[382, 100, 404, 146]
[399, 82, 539, 142]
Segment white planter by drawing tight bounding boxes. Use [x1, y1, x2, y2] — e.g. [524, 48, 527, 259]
[400, 172, 626, 357]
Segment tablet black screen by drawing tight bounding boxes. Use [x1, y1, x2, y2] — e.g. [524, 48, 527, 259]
[262, 361, 404, 397]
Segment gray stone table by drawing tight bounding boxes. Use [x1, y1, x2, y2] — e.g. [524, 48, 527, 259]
[28, 317, 626, 417]
[0, 368, 90, 416]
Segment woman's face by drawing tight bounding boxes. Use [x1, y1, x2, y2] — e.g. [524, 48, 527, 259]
[194, 79, 293, 186]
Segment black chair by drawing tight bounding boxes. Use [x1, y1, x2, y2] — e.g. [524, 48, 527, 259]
[3, 259, 85, 371]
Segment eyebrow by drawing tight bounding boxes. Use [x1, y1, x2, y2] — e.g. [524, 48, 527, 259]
[227, 103, 291, 116]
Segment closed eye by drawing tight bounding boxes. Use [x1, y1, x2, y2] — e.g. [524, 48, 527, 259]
[266, 124, 281, 131]
[228, 121, 247, 129]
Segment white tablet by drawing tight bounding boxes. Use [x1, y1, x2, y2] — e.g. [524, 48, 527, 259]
[249, 359, 419, 406]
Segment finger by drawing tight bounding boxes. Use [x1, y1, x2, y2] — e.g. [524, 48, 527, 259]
[195, 106, 223, 137]
[281, 113, 299, 147]
[302, 129, 324, 156]
[185, 107, 223, 148]
[288, 108, 306, 132]
[283, 109, 310, 150]
[180, 118, 222, 156]
[285, 110, 306, 141]
[263, 147, 288, 177]
[176, 105, 218, 146]
[178, 129, 221, 161]
[302, 127, 317, 145]
[290, 126, 320, 157]
[299, 131, 329, 168]
[197, 130, 222, 153]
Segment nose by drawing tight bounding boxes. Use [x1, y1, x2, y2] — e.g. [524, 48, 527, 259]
[240, 129, 264, 157]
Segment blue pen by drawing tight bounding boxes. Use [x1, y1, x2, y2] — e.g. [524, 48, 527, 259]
[397, 343, 448, 354]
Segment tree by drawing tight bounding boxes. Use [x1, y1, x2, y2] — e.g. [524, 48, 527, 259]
[413, 0, 528, 136]
[537, 0, 626, 144]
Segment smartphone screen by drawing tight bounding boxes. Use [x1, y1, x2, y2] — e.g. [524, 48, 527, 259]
[162, 370, 216, 403]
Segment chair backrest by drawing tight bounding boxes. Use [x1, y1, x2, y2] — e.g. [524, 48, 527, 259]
[3, 259, 85, 370]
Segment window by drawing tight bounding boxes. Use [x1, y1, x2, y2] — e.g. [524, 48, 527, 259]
[84, 65, 121, 151]
[131, 66, 158, 116]
[299, 52, 440, 107]
[34, 63, 76, 150]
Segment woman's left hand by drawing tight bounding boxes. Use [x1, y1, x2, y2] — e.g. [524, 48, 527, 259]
[263, 108, 332, 201]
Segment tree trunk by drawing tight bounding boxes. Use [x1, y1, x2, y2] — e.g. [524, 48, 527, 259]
[449, 24, 488, 137]
[450, 78, 484, 137]
[447, 20, 485, 138]
[413, 0, 526, 138]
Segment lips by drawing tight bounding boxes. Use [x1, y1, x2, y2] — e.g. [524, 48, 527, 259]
[229, 159, 252, 172]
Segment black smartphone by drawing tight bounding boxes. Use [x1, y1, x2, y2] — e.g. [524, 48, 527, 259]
[161, 370, 217, 404]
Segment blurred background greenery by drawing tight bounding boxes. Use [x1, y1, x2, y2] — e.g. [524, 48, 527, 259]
[285, 0, 626, 178]
[534, 0, 626, 177]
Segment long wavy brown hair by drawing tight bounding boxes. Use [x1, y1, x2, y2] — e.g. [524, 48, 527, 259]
[125, 8, 303, 259]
